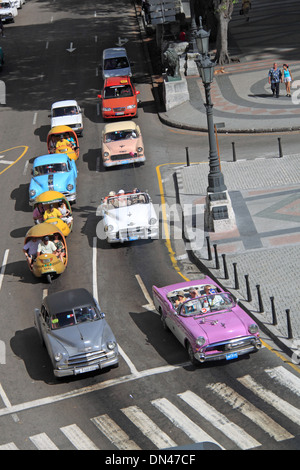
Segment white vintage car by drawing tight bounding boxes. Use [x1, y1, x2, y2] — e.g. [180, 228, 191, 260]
[50, 100, 83, 136]
[100, 190, 159, 243]
[0, 0, 18, 22]
[101, 121, 145, 168]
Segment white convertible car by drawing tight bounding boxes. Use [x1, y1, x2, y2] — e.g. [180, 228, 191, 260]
[100, 190, 159, 243]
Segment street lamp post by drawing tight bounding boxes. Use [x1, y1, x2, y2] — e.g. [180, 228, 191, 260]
[194, 18, 235, 231]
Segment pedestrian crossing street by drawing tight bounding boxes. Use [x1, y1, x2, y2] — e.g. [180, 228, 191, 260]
[0, 366, 299, 450]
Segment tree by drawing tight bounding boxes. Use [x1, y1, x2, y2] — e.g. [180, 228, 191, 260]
[212, 0, 239, 64]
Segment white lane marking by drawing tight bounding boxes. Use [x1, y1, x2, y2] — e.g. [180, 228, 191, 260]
[96, 102, 100, 116]
[179, 390, 260, 450]
[92, 237, 98, 303]
[207, 382, 293, 442]
[0, 383, 19, 423]
[265, 366, 300, 397]
[0, 442, 18, 450]
[0, 249, 9, 291]
[32, 112, 38, 125]
[238, 375, 300, 426]
[23, 160, 29, 176]
[135, 274, 155, 311]
[91, 414, 140, 450]
[45, 41, 49, 49]
[0, 160, 14, 165]
[152, 397, 223, 449]
[122, 405, 177, 449]
[117, 345, 138, 375]
[60, 424, 99, 450]
[0, 364, 183, 418]
[30, 433, 59, 450]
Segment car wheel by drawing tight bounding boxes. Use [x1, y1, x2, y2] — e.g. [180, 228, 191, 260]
[46, 274, 52, 284]
[159, 308, 169, 331]
[187, 342, 199, 366]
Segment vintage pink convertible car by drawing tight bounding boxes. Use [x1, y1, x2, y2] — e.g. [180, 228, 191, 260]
[152, 276, 261, 365]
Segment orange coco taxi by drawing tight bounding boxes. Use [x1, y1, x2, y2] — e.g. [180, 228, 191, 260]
[97, 76, 140, 119]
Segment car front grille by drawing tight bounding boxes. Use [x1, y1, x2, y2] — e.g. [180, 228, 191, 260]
[204, 336, 257, 354]
[111, 153, 137, 161]
[119, 226, 147, 239]
[67, 350, 109, 367]
[113, 107, 126, 112]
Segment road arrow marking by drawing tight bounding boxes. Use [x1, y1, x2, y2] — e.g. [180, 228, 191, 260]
[66, 42, 76, 53]
[115, 37, 128, 47]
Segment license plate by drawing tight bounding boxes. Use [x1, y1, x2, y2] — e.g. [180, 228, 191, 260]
[74, 364, 99, 374]
[115, 112, 124, 115]
[128, 236, 138, 241]
[226, 352, 238, 360]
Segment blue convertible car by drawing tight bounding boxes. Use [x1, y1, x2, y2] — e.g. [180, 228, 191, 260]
[29, 154, 77, 205]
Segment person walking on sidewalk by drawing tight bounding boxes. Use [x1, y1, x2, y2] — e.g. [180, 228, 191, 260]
[282, 64, 293, 97]
[268, 63, 282, 98]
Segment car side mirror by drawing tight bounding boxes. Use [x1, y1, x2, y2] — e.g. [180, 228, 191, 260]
[97, 94, 102, 99]
[136, 90, 140, 95]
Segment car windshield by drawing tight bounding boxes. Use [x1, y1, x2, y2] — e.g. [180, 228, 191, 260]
[179, 293, 236, 317]
[1, 3, 11, 8]
[33, 163, 69, 175]
[105, 193, 149, 209]
[104, 57, 129, 71]
[104, 130, 137, 142]
[104, 85, 133, 99]
[53, 106, 78, 117]
[51, 306, 101, 329]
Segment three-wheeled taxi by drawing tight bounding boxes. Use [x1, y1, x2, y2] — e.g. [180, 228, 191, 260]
[34, 191, 73, 237]
[47, 125, 79, 161]
[24, 223, 68, 284]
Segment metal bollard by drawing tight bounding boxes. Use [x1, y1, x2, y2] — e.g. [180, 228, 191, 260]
[278, 137, 283, 158]
[206, 236, 212, 260]
[245, 274, 252, 302]
[222, 254, 229, 279]
[270, 296, 277, 325]
[232, 142, 237, 162]
[213, 244, 220, 270]
[185, 146, 190, 166]
[233, 263, 239, 290]
[286, 309, 293, 339]
[256, 284, 264, 313]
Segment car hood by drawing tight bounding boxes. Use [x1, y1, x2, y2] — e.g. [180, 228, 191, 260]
[50, 321, 107, 356]
[102, 96, 136, 108]
[51, 114, 82, 128]
[185, 310, 250, 343]
[104, 204, 155, 229]
[105, 140, 138, 154]
[30, 173, 73, 193]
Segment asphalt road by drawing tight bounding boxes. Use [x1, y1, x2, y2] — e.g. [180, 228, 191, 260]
[0, 0, 299, 453]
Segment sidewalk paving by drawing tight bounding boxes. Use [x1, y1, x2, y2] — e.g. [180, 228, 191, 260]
[136, 0, 300, 361]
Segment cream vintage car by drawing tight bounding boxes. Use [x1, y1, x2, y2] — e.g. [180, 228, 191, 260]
[101, 121, 145, 168]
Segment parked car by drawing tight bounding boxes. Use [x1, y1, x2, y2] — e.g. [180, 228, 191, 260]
[34, 288, 119, 377]
[0, 0, 18, 22]
[97, 76, 140, 119]
[29, 154, 77, 205]
[152, 277, 262, 365]
[101, 47, 132, 79]
[100, 190, 158, 243]
[101, 121, 145, 167]
[0, 47, 4, 71]
[50, 100, 83, 136]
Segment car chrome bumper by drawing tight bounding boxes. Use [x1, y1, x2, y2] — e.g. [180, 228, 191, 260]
[194, 336, 262, 363]
[104, 156, 145, 167]
[54, 352, 119, 377]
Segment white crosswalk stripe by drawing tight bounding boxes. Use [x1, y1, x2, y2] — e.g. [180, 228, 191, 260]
[152, 397, 224, 449]
[29, 432, 59, 450]
[238, 375, 300, 426]
[60, 424, 99, 450]
[0, 367, 298, 450]
[121, 405, 177, 449]
[91, 414, 141, 450]
[207, 382, 293, 442]
[178, 390, 260, 449]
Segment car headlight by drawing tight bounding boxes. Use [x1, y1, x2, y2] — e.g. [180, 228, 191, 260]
[102, 107, 111, 111]
[103, 152, 109, 158]
[248, 324, 258, 334]
[196, 336, 206, 346]
[54, 352, 63, 362]
[29, 189, 36, 197]
[149, 218, 157, 225]
[126, 104, 136, 109]
[104, 224, 114, 232]
[67, 184, 74, 191]
[137, 147, 143, 152]
[107, 341, 116, 350]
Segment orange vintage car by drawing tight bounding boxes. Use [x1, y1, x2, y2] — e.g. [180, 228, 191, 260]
[97, 76, 140, 120]
[47, 125, 79, 161]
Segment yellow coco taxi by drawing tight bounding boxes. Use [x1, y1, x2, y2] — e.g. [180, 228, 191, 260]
[24, 223, 68, 284]
[34, 191, 73, 237]
[47, 125, 79, 161]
